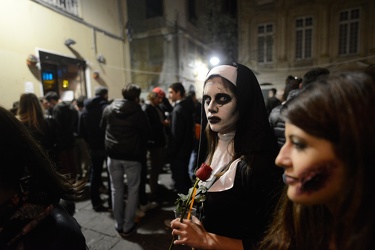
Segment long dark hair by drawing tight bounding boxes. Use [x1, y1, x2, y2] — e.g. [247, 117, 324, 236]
[260, 69, 375, 250]
[0, 106, 85, 202]
[17, 93, 47, 134]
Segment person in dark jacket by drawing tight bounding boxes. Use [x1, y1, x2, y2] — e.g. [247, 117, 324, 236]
[187, 90, 202, 180]
[269, 68, 329, 149]
[73, 95, 90, 180]
[142, 88, 168, 202]
[266, 88, 281, 115]
[0, 105, 87, 250]
[268, 76, 301, 148]
[167, 82, 195, 194]
[80, 86, 111, 212]
[100, 83, 151, 237]
[44, 91, 79, 178]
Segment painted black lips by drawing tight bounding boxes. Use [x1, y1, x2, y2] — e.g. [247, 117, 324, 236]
[208, 116, 221, 124]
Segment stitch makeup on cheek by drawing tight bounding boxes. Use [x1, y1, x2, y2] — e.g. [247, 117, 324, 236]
[285, 162, 337, 195]
[300, 166, 330, 193]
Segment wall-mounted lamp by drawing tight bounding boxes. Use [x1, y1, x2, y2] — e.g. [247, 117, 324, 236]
[93, 71, 100, 79]
[26, 54, 39, 67]
[64, 38, 76, 46]
[97, 54, 106, 64]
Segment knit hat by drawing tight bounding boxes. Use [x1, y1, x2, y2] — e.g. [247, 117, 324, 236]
[152, 87, 165, 98]
[95, 86, 108, 96]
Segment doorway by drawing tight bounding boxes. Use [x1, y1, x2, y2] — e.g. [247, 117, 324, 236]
[39, 50, 87, 101]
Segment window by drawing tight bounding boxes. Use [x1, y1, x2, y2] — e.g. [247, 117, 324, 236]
[146, 0, 163, 18]
[257, 23, 273, 63]
[339, 8, 360, 55]
[295, 17, 313, 59]
[188, 0, 197, 24]
[34, 0, 79, 16]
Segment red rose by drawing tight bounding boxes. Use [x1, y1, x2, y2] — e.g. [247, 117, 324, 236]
[195, 163, 213, 181]
[169, 162, 212, 250]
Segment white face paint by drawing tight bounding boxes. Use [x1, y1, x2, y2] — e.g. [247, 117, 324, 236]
[203, 77, 239, 134]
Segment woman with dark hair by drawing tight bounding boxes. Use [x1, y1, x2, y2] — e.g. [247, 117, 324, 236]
[17, 92, 57, 159]
[170, 63, 283, 249]
[259, 69, 375, 250]
[0, 106, 87, 249]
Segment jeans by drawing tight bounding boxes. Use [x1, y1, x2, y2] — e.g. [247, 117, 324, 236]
[108, 157, 141, 232]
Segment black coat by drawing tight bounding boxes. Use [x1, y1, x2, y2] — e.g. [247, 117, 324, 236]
[142, 103, 166, 148]
[268, 89, 301, 149]
[167, 97, 195, 160]
[101, 99, 151, 161]
[80, 96, 109, 150]
[52, 102, 78, 150]
[268, 105, 285, 149]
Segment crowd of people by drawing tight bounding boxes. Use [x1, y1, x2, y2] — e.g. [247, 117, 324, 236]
[1, 63, 374, 249]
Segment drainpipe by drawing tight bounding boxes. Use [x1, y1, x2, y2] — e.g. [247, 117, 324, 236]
[174, 13, 180, 82]
[117, 0, 125, 40]
[92, 28, 97, 55]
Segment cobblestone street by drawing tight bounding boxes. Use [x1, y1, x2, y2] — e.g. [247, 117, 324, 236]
[73, 172, 191, 250]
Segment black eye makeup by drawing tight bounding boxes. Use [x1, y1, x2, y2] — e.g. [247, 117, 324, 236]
[203, 95, 211, 105]
[202, 93, 232, 107]
[215, 93, 232, 105]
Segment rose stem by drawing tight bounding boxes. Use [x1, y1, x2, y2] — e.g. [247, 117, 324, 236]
[187, 187, 197, 220]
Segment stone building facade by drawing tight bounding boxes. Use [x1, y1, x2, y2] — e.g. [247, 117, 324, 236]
[237, 0, 375, 92]
[127, 0, 218, 98]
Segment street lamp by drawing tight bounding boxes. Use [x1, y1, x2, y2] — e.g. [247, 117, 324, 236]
[209, 56, 220, 66]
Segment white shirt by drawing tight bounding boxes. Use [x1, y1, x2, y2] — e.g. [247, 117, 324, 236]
[200, 132, 240, 192]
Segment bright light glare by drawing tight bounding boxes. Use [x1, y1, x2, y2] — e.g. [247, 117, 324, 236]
[210, 56, 220, 66]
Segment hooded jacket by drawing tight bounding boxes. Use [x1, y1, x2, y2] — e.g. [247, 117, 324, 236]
[268, 89, 301, 149]
[100, 99, 151, 161]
